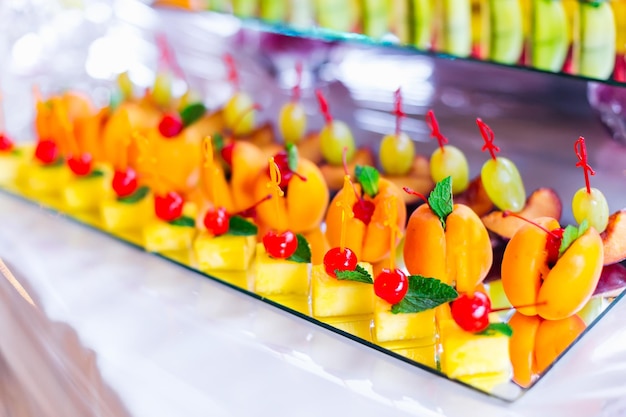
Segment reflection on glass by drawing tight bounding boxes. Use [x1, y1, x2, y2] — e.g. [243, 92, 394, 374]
[153, 0, 626, 86]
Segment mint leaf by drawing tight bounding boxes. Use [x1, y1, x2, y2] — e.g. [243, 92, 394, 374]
[335, 264, 374, 284]
[179, 102, 206, 127]
[428, 176, 454, 228]
[83, 169, 105, 179]
[117, 186, 150, 204]
[286, 143, 299, 172]
[110, 89, 123, 111]
[11, 149, 22, 156]
[355, 165, 380, 198]
[558, 219, 589, 257]
[391, 275, 458, 314]
[212, 133, 225, 153]
[226, 215, 257, 236]
[286, 234, 311, 263]
[43, 158, 64, 168]
[476, 323, 513, 337]
[169, 215, 196, 227]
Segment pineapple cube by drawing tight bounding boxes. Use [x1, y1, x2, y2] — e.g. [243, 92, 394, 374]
[62, 172, 112, 211]
[254, 243, 310, 295]
[391, 343, 437, 368]
[311, 263, 374, 318]
[439, 319, 512, 379]
[319, 315, 373, 341]
[143, 220, 196, 252]
[194, 232, 256, 272]
[100, 192, 154, 231]
[457, 371, 512, 393]
[0, 153, 22, 185]
[374, 297, 436, 343]
[19, 162, 71, 194]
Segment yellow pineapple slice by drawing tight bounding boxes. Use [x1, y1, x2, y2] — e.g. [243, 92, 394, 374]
[194, 233, 256, 272]
[439, 319, 512, 379]
[62, 167, 112, 211]
[0, 154, 24, 186]
[19, 162, 71, 195]
[311, 262, 374, 318]
[254, 243, 311, 295]
[101, 191, 155, 231]
[374, 297, 437, 343]
[143, 202, 197, 252]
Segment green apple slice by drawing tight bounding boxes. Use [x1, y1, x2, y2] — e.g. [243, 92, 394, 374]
[578, 1, 616, 79]
[531, 0, 569, 72]
[489, 0, 524, 64]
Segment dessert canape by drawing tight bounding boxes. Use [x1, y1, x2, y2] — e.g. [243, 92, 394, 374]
[601, 209, 626, 265]
[312, 175, 376, 319]
[136, 133, 197, 253]
[501, 212, 603, 320]
[253, 144, 329, 235]
[403, 176, 493, 293]
[379, 90, 434, 205]
[54, 99, 113, 212]
[372, 196, 457, 343]
[100, 131, 154, 232]
[255, 158, 312, 295]
[325, 158, 406, 265]
[193, 136, 266, 272]
[315, 89, 374, 190]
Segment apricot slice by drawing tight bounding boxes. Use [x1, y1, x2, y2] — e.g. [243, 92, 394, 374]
[403, 203, 492, 293]
[319, 148, 375, 191]
[508, 312, 541, 388]
[481, 188, 562, 239]
[454, 176, 494, 218]
[601, 209, 626, 265]
[501, 217, 604, 320]
[296, 132, 323, 165]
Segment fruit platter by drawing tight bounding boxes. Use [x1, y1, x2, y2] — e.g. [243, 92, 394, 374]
[1, 2, 626, 404]
[155, 0, 626, 85]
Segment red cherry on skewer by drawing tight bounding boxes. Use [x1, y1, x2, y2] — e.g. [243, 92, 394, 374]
[323, 246, 358, 277]
[0, 134, 14, 152]
[203, 207, 230, 236]
[220, 142, 235, 166]
[67, 153, 93, 176]
[263, 229, 298, 259]
[112, 167, 139, 197]
[502, 210, 564, 267]
[451, 291, 492, 333]
[154, 191, 184, 221]
[158, 113, 184, 138]
[374, 268, 409, 304]
[34, 139, 58, 164]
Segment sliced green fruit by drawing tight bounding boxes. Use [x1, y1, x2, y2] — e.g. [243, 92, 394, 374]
[532, 0, 569, 71]
[441, 0, 472, 57]
[412, 0, 433, 49]
[489, 0, 524, 64]
[578, 1, 616, 79]
[363, 0, 389, 39]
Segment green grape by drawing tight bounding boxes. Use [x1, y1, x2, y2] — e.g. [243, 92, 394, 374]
[117, 71, 133, 100]
[319, 120, 355, 165]
[572, 187, 609, 233]
[223, 92, 256, 136]
[480, 157, 526, 212]
[152, 70, 172, 108]
[430, 145, 469, 194]
[379, 132, 415, 176]
[279, 102, 307, 145]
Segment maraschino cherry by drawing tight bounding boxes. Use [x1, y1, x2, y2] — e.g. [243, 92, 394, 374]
[340, 147, 375, 225]
[451, 291, 491, 332]
[158, 113, 184, 138]
[266, 149, 307, 190]
[112, 167, 139, 197]
[263, 230, 298, 259]
[67, 153, 93, 176]
[203, 207, 230, 236]
[0, 134, 14, 152]
[374, 268, 408, 304]
[34, 139, 58, 164]
[154, 191, 184, 221]
[323, 247, 358, 277]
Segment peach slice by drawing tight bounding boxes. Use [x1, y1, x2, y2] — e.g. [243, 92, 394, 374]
[454, 176, 494, 218]
[481, 188, 562, 239]
[385, 154, 435, 205]
[601, 209, 626, 265]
